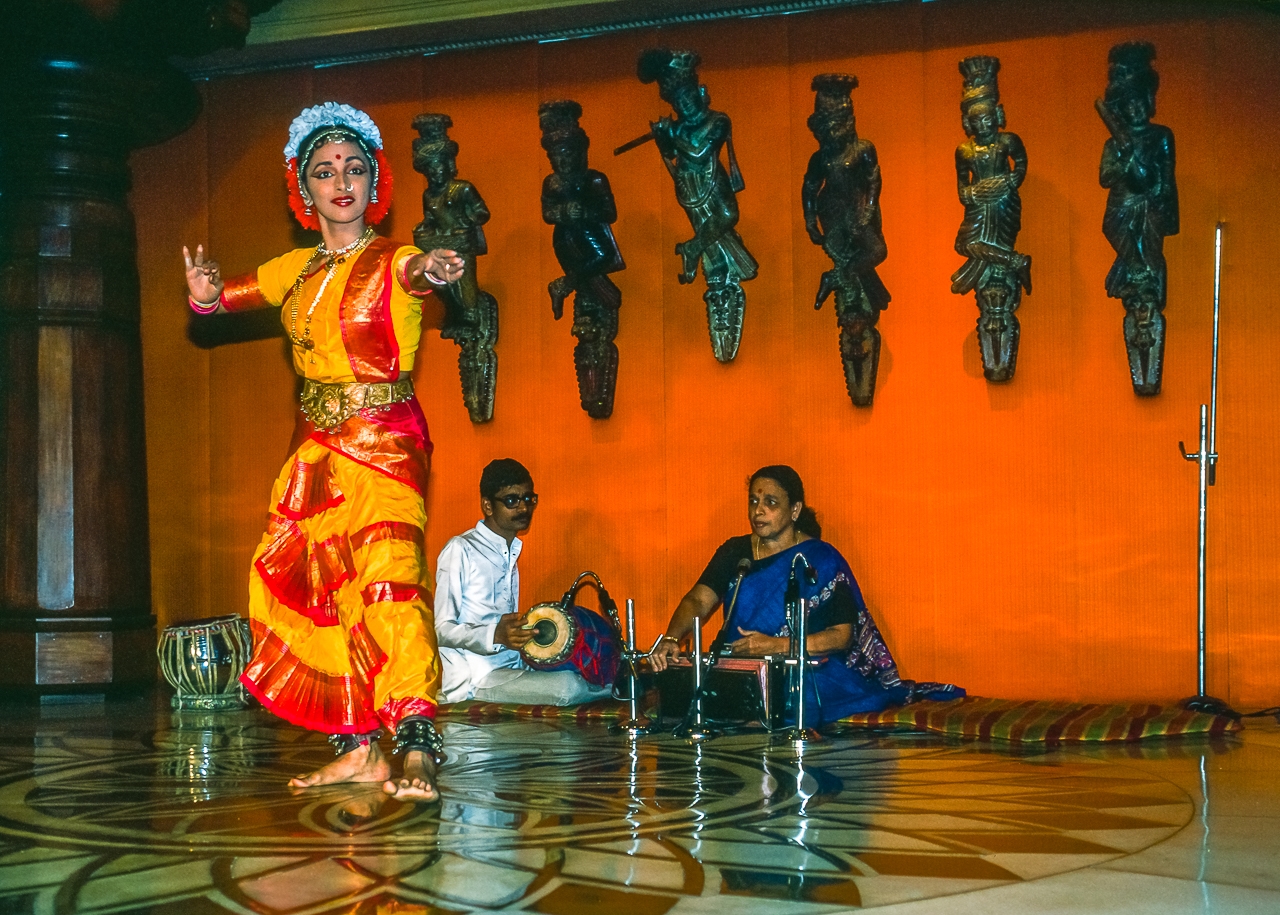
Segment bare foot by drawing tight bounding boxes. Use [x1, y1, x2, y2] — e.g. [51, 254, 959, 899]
[382, 749, 439, 802]
[288, 742, 391, 788]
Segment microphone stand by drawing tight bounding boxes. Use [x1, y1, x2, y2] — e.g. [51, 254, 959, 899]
[784, 564, 800, 657]
[610, 599, 658, 738]
[673, 616, 717, 741]
[674, 561, 751, 740]
[555, 570, 657, 734]
[779, 555, 820, 745]
[1178, 223, 1239, 720]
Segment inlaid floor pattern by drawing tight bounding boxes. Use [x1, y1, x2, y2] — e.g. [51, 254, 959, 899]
[0, 702, 1209, 914]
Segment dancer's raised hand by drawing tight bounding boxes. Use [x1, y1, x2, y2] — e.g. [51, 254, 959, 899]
[183, 244, 223, 307]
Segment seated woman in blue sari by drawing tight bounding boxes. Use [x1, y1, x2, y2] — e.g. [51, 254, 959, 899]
[650, 465, 961, 726]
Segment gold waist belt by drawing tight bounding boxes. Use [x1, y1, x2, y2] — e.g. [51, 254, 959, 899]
[300, 377, 415, 430]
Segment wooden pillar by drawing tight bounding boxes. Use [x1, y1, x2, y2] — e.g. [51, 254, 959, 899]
[0, 7, 206, 692]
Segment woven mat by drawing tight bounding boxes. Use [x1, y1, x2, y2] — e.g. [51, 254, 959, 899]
[839, 696, 1242, 743]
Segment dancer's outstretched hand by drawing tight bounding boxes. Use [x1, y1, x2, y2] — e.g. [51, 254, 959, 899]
[407, 248, 465, 289]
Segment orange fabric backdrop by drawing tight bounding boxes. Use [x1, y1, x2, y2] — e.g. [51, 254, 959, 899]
[132, 0, 1280, 706]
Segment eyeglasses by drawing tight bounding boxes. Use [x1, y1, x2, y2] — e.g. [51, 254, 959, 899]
[495, 492, 538, 509]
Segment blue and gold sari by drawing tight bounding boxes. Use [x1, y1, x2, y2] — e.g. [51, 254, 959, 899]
[725, 539, 962, 726]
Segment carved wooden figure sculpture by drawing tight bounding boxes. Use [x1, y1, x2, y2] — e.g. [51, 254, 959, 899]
[803, 74, 891, 407]
[539, 100, 626, 419]
[952, 56, 1032, 383]
[629, 47, 758, 363]
[1098, 41, 1178, 397]
[412, 113, 498, 422]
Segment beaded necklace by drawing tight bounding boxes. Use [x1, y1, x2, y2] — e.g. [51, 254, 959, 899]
[287, 227, 375, 360]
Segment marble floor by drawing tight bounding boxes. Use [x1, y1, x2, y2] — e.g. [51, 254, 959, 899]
[0, 695, 1277, 914]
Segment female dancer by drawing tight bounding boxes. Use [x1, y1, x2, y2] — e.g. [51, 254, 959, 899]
[183, 102, 463, 801]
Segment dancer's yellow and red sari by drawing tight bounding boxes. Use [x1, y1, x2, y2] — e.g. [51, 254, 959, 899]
[227, 237, 441, 734]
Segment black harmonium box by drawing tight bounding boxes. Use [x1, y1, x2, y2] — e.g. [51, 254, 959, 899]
[654, 656, 787, 729]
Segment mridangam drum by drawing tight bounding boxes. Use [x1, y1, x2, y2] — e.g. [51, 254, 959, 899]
[520, 603, 622, 687]
[157, 615, 253, 710]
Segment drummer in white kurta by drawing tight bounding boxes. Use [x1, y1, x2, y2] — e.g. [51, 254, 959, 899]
[433, 458, 613, 706]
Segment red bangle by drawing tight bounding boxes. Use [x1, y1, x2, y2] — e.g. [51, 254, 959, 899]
[396, 254, 434, 298]
[188, 293, 221, 315]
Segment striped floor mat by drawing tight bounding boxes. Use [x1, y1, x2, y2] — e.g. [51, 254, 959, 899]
[839, 696, 1242, 742]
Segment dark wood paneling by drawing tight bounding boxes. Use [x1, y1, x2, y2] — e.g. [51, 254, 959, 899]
[0, 328, 39, 607]
[36, 326, 75, 610]
[0, 9, 195, 690]
[35, 632, 112, 686]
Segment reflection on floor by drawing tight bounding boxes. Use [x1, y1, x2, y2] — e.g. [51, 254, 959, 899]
[0, 695, 1277, 914]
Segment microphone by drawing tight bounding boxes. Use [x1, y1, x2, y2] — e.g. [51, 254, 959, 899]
[560, 569, 598, 610]
[708, 558, 753, 658]
[557, 570, 623, 634]
[726, 558, 751, 608]
[785, 553, 814, 658]
[792, 551, 818, 585]
[596, 585, 621, 631]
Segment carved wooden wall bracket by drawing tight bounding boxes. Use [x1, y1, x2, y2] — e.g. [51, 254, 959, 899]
[951, 55, 1032, 384]
[412, 113, 499, 423]
[628, 47, 757, 363]
[540, 100, 626, 419]
[804, 73, 891, 407]
[1098, 40, 1178, 397]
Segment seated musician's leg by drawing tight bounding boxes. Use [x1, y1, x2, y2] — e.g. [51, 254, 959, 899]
[473, 668, 611, 706]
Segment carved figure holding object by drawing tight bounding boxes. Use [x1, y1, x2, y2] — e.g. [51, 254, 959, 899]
[803, 74, 890, 407]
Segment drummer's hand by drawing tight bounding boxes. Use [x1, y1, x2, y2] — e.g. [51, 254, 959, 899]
[648, 637, 681, 673]
[494, 612, 534, 650]
[730, 630, 787, 657]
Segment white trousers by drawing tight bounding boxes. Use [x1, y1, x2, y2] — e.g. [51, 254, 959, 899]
[473, 667, 613, 706]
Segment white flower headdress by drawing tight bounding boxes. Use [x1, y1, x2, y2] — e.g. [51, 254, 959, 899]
[283, 101, 394, 229]
[284, 102, 383, 163]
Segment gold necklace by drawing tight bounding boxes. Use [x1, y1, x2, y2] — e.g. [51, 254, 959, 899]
[288, 227, 374, 359]
[752, 529, 799, 561]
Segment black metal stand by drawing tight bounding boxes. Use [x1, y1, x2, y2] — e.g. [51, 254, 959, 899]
[610, 599, 658, 737]
[778, 596, 820, 745]
[673, 619, 719, 742]
[672, 563, 752, 740]
[1177, 224, 1240, 721]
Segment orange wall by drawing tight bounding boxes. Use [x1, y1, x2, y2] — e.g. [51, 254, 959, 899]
[132, 0, 1280, 707]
